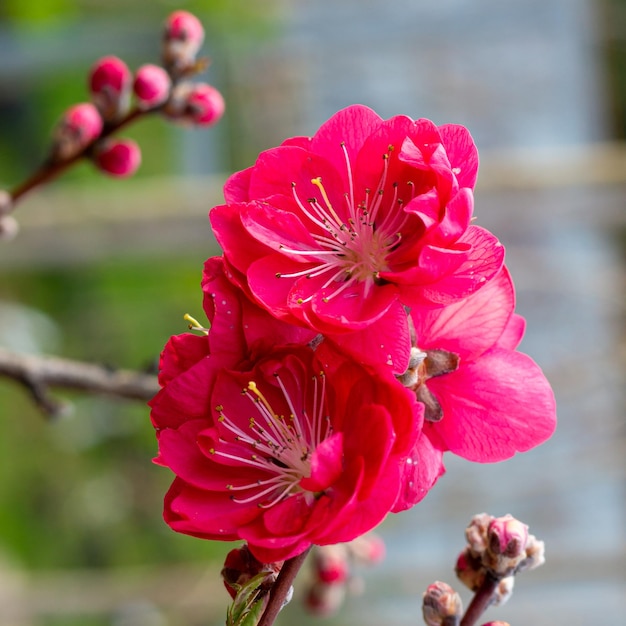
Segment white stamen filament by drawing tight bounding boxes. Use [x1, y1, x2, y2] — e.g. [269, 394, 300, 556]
[277, 143, 412, 303]
[214, 372, 329, 508]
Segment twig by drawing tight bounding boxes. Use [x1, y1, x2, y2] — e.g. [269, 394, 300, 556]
[0, 346, 159, 417]
[459, 572, 499, 626]
[257, 547, 311, 626]
[8, 107, 149, 208]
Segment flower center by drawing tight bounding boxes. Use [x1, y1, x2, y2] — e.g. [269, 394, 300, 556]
[277, 143, 415, 302]
[210, 371, 331, 508]
[397, 346, 460, 422]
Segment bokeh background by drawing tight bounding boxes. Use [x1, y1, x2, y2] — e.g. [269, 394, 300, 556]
[0, 1, 624, 624]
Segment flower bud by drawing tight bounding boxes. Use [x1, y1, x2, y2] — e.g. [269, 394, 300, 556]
[0, 215, 19, 241]
[465, 513, 493, 556]
[481, 622, 511, 626]
[422, 581, 463, 626]
[221, 544, 282, 600]
[492, 576, 515, 607]
[162, 10, 204, 75]
[304, 580, 347, 617]
[518, 533, 545, 573]
[133, 64, 172, 108]
[455, 548, 485, 592]
[488, 515, 529, 559]
[89, 55, 132, 121]
[347, 532, 386, 565]
[312, 545, 349, 584]
[51, 103, 103, 161]
[164, 82, 225, 126]
[93, 138, 141, 178]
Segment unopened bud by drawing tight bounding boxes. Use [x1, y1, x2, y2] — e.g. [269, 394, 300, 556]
[164, 82, 225, 126]
[133, 64, 172, 108]
[304, 580, 347, 617]
[492, 576, 515, 607]
[347, 532, 386, 565]
[221, 544, 282, 600]
[93, 138, 141, 178]
[89, 56, 132, 121]
[313, 545, 349, 584]
[0, 215, 19, 241]
[488, 515, 529, 559]
[422, 581, 463, 626]
[162, 10, 204, 75]
[465, 513, 493, 556]
[455, 548, 485, 592]
[518, 533, 545, 573]
[51, 103, 103, 161]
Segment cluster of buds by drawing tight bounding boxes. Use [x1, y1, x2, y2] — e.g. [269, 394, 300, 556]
[456, 513, 545, 594]
[304, 533, 386, 616]
[48, 10, 224, 178]
[422, 514, 544, 626]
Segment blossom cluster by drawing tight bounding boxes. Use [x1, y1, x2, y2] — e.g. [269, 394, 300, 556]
[150, 105, 556, 563]
[51, 10, 224, 178]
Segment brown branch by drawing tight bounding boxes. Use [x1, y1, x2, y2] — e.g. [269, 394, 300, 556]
[8, 107, 150, 208]
[459, 572, 499, 626]
[257, 547, 311, 626]
[0, 346, 159, 417]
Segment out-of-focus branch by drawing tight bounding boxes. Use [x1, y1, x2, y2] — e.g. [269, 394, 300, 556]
[0, 347, 159, 417]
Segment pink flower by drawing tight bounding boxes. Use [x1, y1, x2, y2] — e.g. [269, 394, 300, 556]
[408, 267, 557, 462]
[133, 64, 172, 108]
[150, 258, 427, 562]
[210, 105, 504, 372]
[93, 138, 141, 178]
[88, 56, 132, 121]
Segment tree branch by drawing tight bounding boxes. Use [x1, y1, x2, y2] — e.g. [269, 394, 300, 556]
[0, 347, 159, 417]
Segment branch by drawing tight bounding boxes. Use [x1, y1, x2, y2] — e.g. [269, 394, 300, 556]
[0, 347, 159, 417]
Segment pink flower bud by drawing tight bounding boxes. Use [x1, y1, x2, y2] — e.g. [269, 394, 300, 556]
[481, 622, 511, 626]
[220, 544, 282, 600]
[133, 64, 172, 108]
[422, 581, 463, 626]
[455, 548, 485, 591]
[304, 580, 347, 617]
[488, 515, 529, 559]
[347, 533, 386, 565]
[89, 56, 132, 120]
[51, 103, 103, 160]
[162, 10, 205, 75]
[164, 82, 225, 126]
[313, 545, 349, 584]
[93, 138, 141, 178]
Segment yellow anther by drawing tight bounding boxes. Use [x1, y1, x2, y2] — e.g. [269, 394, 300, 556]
[311, 177, 344, 226]
[247, 381, 276, 418]
[184, 313, 209, 335]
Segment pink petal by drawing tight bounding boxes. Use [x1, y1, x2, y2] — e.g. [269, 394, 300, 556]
[416, 226, 505, 305]
[438, 124, 479, 190]
[223, 166, 253, 203]
[326, 302, 412, 374]
[412, 266, 515, 360]
[299, 432, 344, 492]
[393, 432, 446, 512]
[429, 348, 557, 462]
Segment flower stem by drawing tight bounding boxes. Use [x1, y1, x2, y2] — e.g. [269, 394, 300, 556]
[8, 107, 149, 207]
[257, 547, 311, 626]
[459, 572, 499, 626]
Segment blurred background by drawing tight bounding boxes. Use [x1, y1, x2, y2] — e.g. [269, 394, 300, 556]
[0, 0, 624, 624]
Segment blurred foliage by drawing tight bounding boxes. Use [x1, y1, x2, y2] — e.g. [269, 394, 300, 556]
[0, 253, 229, 571]
[601, 0, 626, 138]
